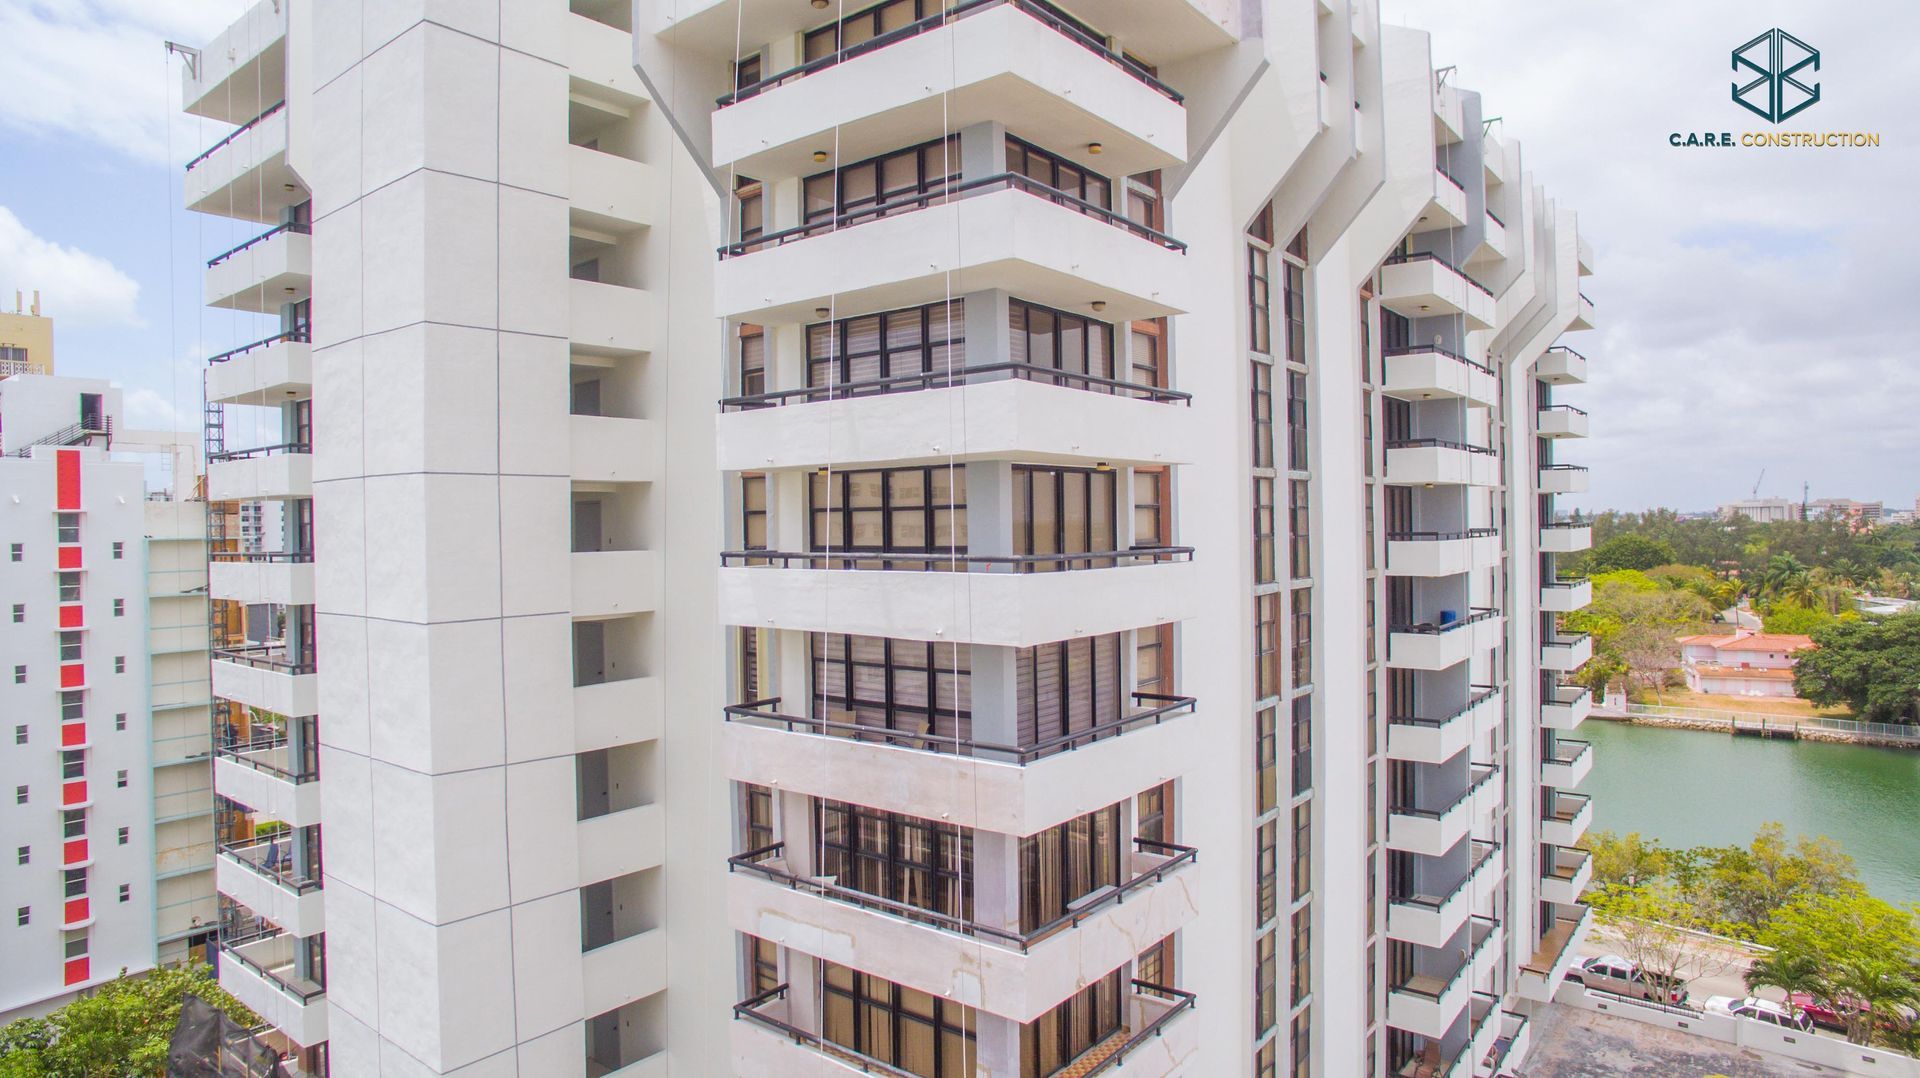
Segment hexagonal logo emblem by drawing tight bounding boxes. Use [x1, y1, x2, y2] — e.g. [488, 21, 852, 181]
[1732, 29, 1820, 124]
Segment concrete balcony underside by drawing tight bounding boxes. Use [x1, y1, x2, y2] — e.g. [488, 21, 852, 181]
[212, 658, 319, 718]
[1388, 615, 1502, 672]
[717, 377, 1195, 473]
[205, 338, 311, 405]
[210, 559, 316, 606]
[1379, 257, 1495, 330]
[1540, 578, 1592, 613]
[719, 559, 1195, 648]
[1386, 444, 1499, 488]
[713, 3, 1185, 179]
[1381, 349, 1499, 407]
[1386, 691, 1501, 765]
[1541, 794, 1593, 847]
[725, 708, 1201, 836]
[572, 549, 661, 619]
[218, 944, 327, 1048]
[1539, 524, 1592, 554]
[207, 452, 312, 501]
[714, 187, 1190, 326]
[1540, 687, 1592, 730]
[727, 852, 1196, 1022]
[1535, 349, 1588, 385]
[182, 0, 287, 124]
[206, 229, 310, 312]
[185, 107, 302, 225]
[1518, 907, 1593, 1003]
[1385, 533, 1498, 578]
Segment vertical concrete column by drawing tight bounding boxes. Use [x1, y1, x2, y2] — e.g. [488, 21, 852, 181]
[974, 1014, 1023, 1077]
[772, 470, 808, 554]
[958, 120, 1008, 183]
[962, 289, 1011, 378]
[769, 324, 806, 396]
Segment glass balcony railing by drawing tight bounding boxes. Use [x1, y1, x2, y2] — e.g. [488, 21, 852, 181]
[724, 691, 1195, 762]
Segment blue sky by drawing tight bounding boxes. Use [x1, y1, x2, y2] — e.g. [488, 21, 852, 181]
[3, 0, 1917, 512]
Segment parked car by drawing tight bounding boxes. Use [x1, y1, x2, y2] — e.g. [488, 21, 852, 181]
[1704, 995, 1815, 1032]
[1787, 992, 1862, 1032]
[1569, 955, 1689, 1004]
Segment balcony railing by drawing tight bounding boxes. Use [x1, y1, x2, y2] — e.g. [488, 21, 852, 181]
[1540, 463, 1589, 475]
[1388, 606, 1498, 636]
[720, 546, 1193, 572]
[1391, 763, 1497, 822]
[1486, 208, 1506, 228]
[1382, 342, 1493, 377]
[211, 550, 315, 564]
[219, 834, 322, 894]
[213, 644, 316, 677]
[186, 101, 286, 171]
[718, 171, 1186, 259]
[1538, 404, 1588, 417]
[1390, 839, 1498, 913]
[208, 440, 311, 464]
[727, 836, 1196, 952]
[1392, 916, 1497, 1001]
[1545, 739, 1592, 769]
[1547, 791, 1590, 824]
[1385, 527, 1496, 543]
[219, 930, 326, 1003]
[725, 691, 1195, 763]
[719, 360, 1190, 411]
[1388, 687, 1497, 731]
[1544, 345, 1587, 362]
[717, 0, 1183, 108]
[207, 221, 311, 268]
[1435, 168, 1464, 193]
[1383, 250, 1494, 299]
[1541, 632, 1591, 653]
[1385, 437, 1497, 457]
[1579, 292, 1595, 307]
[209, 329, 310, 365]
[1081, 981, 1198, 1077]
[1523, 905, 1591, 977]
[215, 733, 319, 783]
[734, 983, 919, 1078]
[1540, 518, 1588, 530]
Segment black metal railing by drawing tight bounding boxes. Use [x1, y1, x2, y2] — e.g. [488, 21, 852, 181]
[1383, 250, 1495, 299]
[719, 546, 1192, 572]
[1390, 916, 1497, 1001]
[1547, 791, 1591, 822]
[208, 221, 311, 268]
[1544, 345, 1587, 362]
[186, 101, 286, 171]
[1542, 631, 1591, 649]
[732, 985, 919, 1078]
[1381, 341, 1494, 377]
[1388, 687, 1498, 729]
[212, 643, 316, 676]
[727, 836, 1196, 951]
[210, 550, 315, 564]
[724, 692, 1195, 763]
[6, 417, 114, 458]
[1390, 840, 1498, 911]
[218, 834, 322, 894]
[1579, 292, 1595, 307]
[1384, 437, 1497, 456]
[718, 0, 1182, 108]
[1080, 981, 1198, 1076]
[717, 171, 1186, 259]
[719, 361, 1190, 411]
[1390, 607, 1498, 636]
[1390, 763, 1498, 821]
[208, 440, 311, 463]
[1543, 575, 1589, 590]
[1436, 168, 1464, 193]
[218, 930, 326, 1002]
[1385, 527, 1496, 542]
[1540, 518, 1589, 530]
[1545, 738, 1592, 767]
[1539, 463, 1589, 474]
[1539, 403, 1588, 417]
[1486, 208, 1506, 228]
[209, 329, 310, 365]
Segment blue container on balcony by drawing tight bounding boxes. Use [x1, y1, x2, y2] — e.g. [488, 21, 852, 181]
[1439, 609, 1458, 626]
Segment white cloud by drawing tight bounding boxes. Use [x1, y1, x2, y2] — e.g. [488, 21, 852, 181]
[0, 205, 142, 327]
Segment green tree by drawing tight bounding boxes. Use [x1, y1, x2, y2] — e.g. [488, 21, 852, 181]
[1794, 611, 1920, 723]
[1588, 883, 1741, 995]
[1758, 552, 1810, 600]
[1587, 533, 1679, 574]
[1753, 892, 1920, 1046]
[1689, 823, 1860, 936]
[1585, 830, 1671, 889]
[1762, 602, 1834, 635]
[0, 964, 258, 1078]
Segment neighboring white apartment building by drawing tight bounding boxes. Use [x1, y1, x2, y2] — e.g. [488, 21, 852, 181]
[0, 378, 160, 1022]
[179, 0, 1595, 1074]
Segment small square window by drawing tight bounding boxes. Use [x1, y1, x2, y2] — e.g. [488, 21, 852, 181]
[112, 599, 124, 617]
[11, 666, 23, 685]
[12, 726, 24, 746]
[8, 543, 20, 562]
[9, 603, 20, 623]
[61, 692, 83, 722]
[16, 847, 27, 866]
[116, 827, 128, 846]
[113, 657, 125, 675]
[115, 770, 128, 789]
[15, 907, 27, 927]
[113, 714, 126, 732]
[111, 542, 124, 560]
[56, 514, 80, 544]
[118, 884, 130, 903]
[13, 786, 25, 805]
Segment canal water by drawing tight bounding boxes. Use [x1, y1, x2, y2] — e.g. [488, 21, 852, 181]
[1580, 718, 1920, 906]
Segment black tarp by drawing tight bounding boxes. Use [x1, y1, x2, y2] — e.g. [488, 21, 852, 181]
[165, 995, 290, 1078]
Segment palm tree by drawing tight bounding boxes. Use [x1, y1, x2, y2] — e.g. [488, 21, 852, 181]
[1746, 948, 1828, 1021]
[1758, 553, 1809, 600]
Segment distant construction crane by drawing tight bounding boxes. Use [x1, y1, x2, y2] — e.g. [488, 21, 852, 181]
[1751, 468, 1765, 499]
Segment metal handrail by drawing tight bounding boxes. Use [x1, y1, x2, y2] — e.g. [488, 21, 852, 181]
[186, 101, 286, 171]
[1545, 738, 1592, 766]
[1544, 345, 1587, 361]
[1579, 292, 1595, 306]
[1436, 168, 1464, 193]
[208, 329, 309, 365]
[720, 360, 1190, 411]
[219, 930, 326, 1002]
[217, 835, 322, 894]
[1389, 606, 1499, 635]
[1391, 839, 1498, 911]
[719, 546, 1193, 572]
[1543, 576, 1589, 591]
[718, 171, 1186, 259]
[1540, 518, 1590, 529]
[6, 417, 114, 457]
[719, 0, 1182, 107]
[1385, 436, 1497, 456]
[1080, 981, 1198, 1077]
[1388, 688, 1498, 729]
[1486, 208, 1506, 228]
[212, 644, 317, 676]
[1381, 341, 1494, 377]
[214, 737, 319, 783]
[210, 550, 315, 564]
[1392, 916, 1498, 1000]
[1547, 791, 1591, 821]
[1542, 631, 1592, 647]
[207, 221, 311, 268]
[1385, 527, 1497, 542]
[731, 985, 919, 1078]
[1539, 403, 1589, 416]
[1539, 463, 1589, 473]
[1383, 250, 1495, 298]
[208, 440, 310, 463]
[724, 692, 1196, 763]
[1523, 905, 1592, 976]
[1542, 844, 1591, 881]
[1391, 764, 1498, 821]
[727, 836, 1197, 952]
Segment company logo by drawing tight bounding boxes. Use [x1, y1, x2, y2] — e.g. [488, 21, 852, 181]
[1732, 28, 1820, 124]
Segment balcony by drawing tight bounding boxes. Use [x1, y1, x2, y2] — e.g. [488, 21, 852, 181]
[1518, 903, 1593, 1002]
[1536, 404, 1588, 440]
[727, 838, 1196, 1021]
[717, 372, 1193, 473]
[575, 675, 663, 754]
[185, 103, 303, 224]
[1387, 917, 1496, 1039]
[205, 332, 311, 406]
[1540, 846, 1593, 906]
[1415, 169, 1469, 233]
[731, 978, 1196, 1078]
[718, 549, 1195, 648]
[1539, 521, 1591, 554]
[1535, 346, 1587, 385]
[1541, 685, 1592, 731]
[1387, 688, 1500, 765]
[182, 0, 288, 124]
[1540, 633, 1592, 673]
[572, 279, 657, 358]
[1379, 252, 1495, 330]
[1433, 83, 1464, 143]
[582, 926, 667, 1019]
[207, 443, 313, 501]
[1385, 439, 1499, 488]
[212, 647, 319, 718]
[572, 550, 660, 619]
[1539, 576, 1591, 613]
[578, 803, 665, 887]
[216, 836, 325, 938]
[1388, 840, 1500, 949]
[1380, 346, 1499, 408]
[210, 552, 316, 606]
[1578, 236, 1595, 277]
[1388, 764, 1497, 856]
[205, 224, 311, 312]
[569, 10, 651, 107]
[713, 0, 1185, 180]
[213, 739, 321, 828]
[570, 145, 654, 234]
[218, 933, 328, 1046]
[1487, 1010, 1531, 1077]
[571, 413, 661, 484]
[1571, 292, 1595, 331]
[1541, 792, 1593, 847]
[1541, 738, 1593, 789]
[1470, 209, 1508, 264]
[1385, 528, 1498, 578]
[1388, 608, 1502, 672]
[714, 179, 1190, 326]
[725, 694, 1197, 835]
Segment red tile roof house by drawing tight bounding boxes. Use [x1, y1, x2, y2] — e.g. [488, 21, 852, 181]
[1675, 630, 1818, 698]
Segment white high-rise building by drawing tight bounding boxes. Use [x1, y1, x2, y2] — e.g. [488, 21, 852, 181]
[179, 0, 1595, 1073]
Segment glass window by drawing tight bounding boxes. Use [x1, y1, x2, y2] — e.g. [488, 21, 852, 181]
[58, 572, 80, 603]
[1135, 623, 1173, 699]
[803, 135, 960, 226]
[1291, 589, 1312, 688]
[740, 474, 767, 552]
[1291, 696, 1313, 797]
[1005, 136, 1111, 209]
[1132, 468, 1167, 548]
[1291, 802, 1313, 901]
[811, 633, 971, 742]
[1253, 478, 1276, 585]
[59, 632, 81, 663]
[1251, 362, 1274, 468]
[1255, 706, 1277, 816]
[56, 513, 79, 544]
[810, 466, 967, 562]
[1254, 930, 1277, 1036]
[1014, 634, 1125, 752]
[1248, 246, 1272, 354]
[1255, 593, 1281, 700]
[1256, 820, 1277, 925]
[737, 325, 765, 396]
[1019, 803, 1121, 932]
[818, 957, 975, 1078]
[1011, 466, 1116, 568]
[1130, 319, 1166, 388]
[1021, 967, 1123, 1077]
[806, 299, 964, 392]
[1136, 783, 1173, 845]
[1282, 259, 1308, 365]
[1009, 301, 1115, 389]
[1286, 370, 1309, 470]
[816, 801, 971, 922]
[741, 784, 773, 851]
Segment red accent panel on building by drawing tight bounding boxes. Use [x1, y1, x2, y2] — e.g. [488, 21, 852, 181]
[61, 779, 87, 807]
[61, 721, 86, 747]
[60, 663, 85, 689]
[57, 545, 82, 569]
[63, 838, 88, 865]
[63, 897, 89, 926]
[56, 449, 80, 510]
[58, 603, 83, 628]
[63, 957, 89, 986]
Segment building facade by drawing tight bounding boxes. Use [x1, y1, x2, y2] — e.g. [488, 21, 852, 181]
[0, 292, 54, 377]
[178, 0, 1596, 1073]
[1677, 631, 1815, 699]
